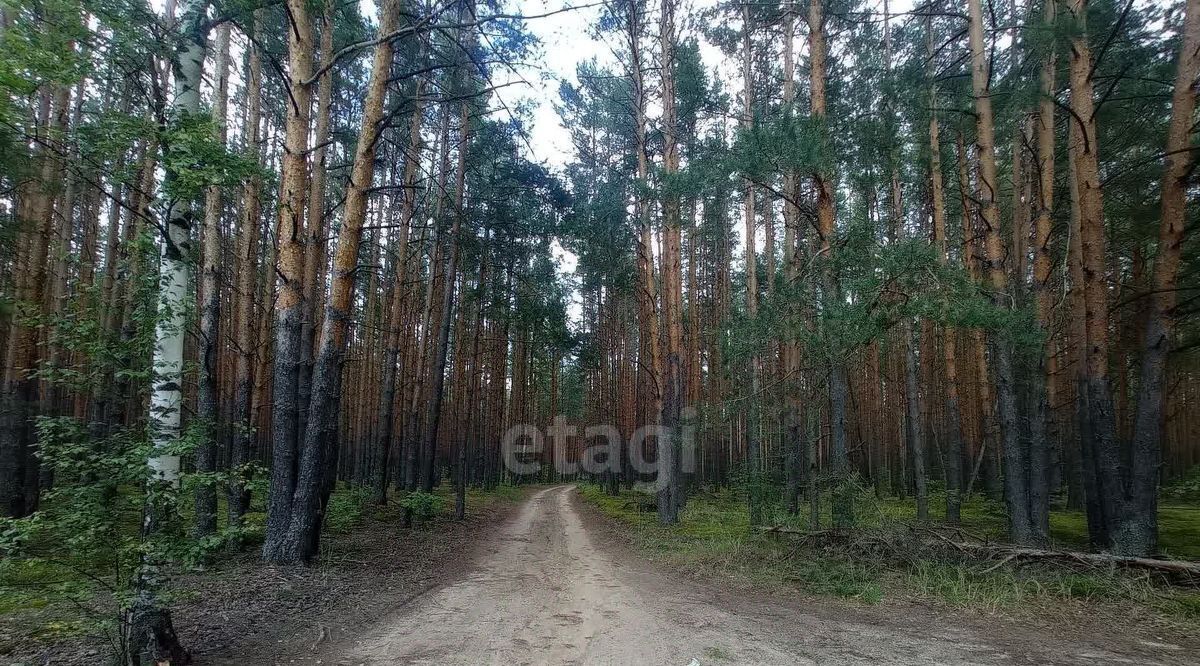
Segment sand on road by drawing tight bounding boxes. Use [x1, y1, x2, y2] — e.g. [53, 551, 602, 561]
[324, 485, 1189, 666]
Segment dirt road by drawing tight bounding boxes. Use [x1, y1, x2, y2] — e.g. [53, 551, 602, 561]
[329, 485, 1188, 665]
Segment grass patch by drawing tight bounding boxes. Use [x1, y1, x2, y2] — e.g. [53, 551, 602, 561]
[868, 491, 1200, 560]
[577, 483, 1200, 626]
[578, 485, 883, 603]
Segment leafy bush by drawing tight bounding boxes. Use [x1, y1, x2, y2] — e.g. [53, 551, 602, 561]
[399, 491, 445, 525]
[324, 487, 374, 534]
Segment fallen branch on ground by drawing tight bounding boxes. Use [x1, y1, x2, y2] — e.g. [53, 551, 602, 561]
[756, 525, 1200, 582]
[948, 542, 1200, 579]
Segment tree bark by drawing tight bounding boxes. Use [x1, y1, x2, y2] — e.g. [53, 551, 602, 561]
[372, 85, 424, 506]
[274, 0, 402, 563]
[0, 88, 63, 518]
[129, 0, 208, 660]
[967, 0, 1043, 546]
[299, 0, 336, 447]
[194, 21, 230, 540]
[808, 0, 851, 529]
[626, 0, 662, 451]
[658, 0, 683, 525]
[741, 3, 762, 528]
[229, 9, 264, 530]
[1028, 0, 1059, 544]
[263, 0, 316, 563]
[782, 0, 803, 517]
[1066, 0, 1123, 552]
[927, 16, 964, 523]
[421, 96, 470, 494]
[1126, 0, 1200, 556]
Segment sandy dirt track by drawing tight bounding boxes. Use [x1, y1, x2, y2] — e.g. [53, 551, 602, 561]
[310, 485, 1191, 666]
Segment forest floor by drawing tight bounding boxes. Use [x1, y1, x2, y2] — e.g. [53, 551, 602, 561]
[267, 484, 1191, 665]
[5, 484, 1197, 665]
[0, 485, 527, 665]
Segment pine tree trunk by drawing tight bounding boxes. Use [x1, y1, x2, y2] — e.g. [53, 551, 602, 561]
[0, 88, 63, 518]
[1028, 0, 1059, 543]
[657, 0, 683, 524]
[1126, 0, 1200, 556]
[408, 103, 451, 502]
[967, 0, 1041, 545]
[458, 238, 489, 518]
[421, 94, 470, 493]
[263, 0, 316, 564]
[926, 21, 964, 522]
[782, 0, 803, 516]
[627, 0, 662, 452]
[372, 86, 424, 506]
[808, 0, 850, 529]
[275, 0, 401, 563]
[1067, 0, 1124, 551]
[194, 22, 230, 540]
[741, 3, 762, 527]
[1066, 124, 1107, 545]
[905, 321, 928, 520]
[229, 9, 264, 530]
[298, 0, 336, 450]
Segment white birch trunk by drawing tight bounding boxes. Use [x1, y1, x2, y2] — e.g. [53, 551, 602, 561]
[148, 0, 207, 484]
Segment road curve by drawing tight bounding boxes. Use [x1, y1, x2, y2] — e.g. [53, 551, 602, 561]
[335, 485, 1187, 666]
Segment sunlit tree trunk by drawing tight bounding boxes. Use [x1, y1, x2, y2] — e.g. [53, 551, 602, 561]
[263, 0, 316, 563]
[275, 0, 402, 563]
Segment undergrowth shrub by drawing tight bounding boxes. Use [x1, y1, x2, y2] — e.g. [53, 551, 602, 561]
[400, 491, 446, 525]
[324, 486, 374, 534]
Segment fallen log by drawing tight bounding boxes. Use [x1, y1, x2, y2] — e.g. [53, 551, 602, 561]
[756, 525, 819, 536]
[948, 542, 1200, 578]
[756, 525, 1200, 579]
